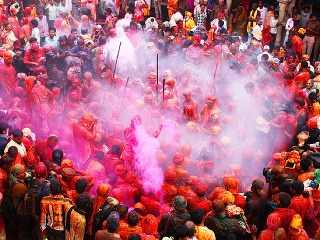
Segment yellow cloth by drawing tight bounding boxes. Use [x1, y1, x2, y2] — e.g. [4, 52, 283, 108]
[183, 18, 196, 33]
[195, 225, 216, 240]
[247, 10, 258, 32]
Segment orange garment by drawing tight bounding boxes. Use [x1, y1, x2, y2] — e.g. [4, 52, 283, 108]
[167, 0, 178, 18]
[167, 165, 190, 187]
[123, 225, 143, 239]
[194, 225, 216, 240]
[40, 194, 72, 231]
[161, 181, 178, 205]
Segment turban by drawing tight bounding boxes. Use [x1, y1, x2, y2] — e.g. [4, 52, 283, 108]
[173, 195, 187, 210]
[173, 153, 184, 165]
[314, 169, 320, 184]
[84, 72, 92, 80]
[223, 177, 238, 192]
[97, 184, 110, 197]
[35, 162, 47, 178]
[298, 28, 306, 35]
[185, 11, 192, 17]
[134, 202, 145, 214]
[218, 191, 235, 204]
[114, 164, 126, 176]
[307, 117, 318, 130]
[290, 214, 303, 233]
[10, 163, 24, 174]
[22, 128, 32, 137]
[61, 168, 76, 178]
[197, 201, 211, 214]
[196, 181, 208, 195]
[211, 126, 221, 135]
[166, 78, 176, 86]
[209, 187, 226, 201]
[61, 159, 74, 169]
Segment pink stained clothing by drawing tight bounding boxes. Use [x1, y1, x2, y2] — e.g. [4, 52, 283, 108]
[123, 127, 138, 171]
[29, 84, 52, 135]
[73, 120, 96, 167]
[0, 63, 17, 95]
[86, 160, 107, 194]
[7, 16, 20, 39]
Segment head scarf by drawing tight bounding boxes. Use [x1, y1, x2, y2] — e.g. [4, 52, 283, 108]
[9, 164, 25, 186]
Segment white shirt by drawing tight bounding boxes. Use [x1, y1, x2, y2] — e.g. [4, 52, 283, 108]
[285, 17, 294, 35]
[46, 3, 58, 20]
[258, 6, 268, 24]
[4, 139, 27, 157]
[270, 17, 279, 34]
[31, 27, 40, 44]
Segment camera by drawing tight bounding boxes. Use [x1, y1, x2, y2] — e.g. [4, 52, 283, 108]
[263, 167, 275, 184]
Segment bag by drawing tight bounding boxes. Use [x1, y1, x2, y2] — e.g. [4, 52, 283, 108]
[24, 178, 48, 222]
[1, 188, 18, 221]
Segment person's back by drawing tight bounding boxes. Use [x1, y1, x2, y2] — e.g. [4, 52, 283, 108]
[40, 179, 72, 239]
[205, 199, 246, 240]
[244, 179, 267, 234]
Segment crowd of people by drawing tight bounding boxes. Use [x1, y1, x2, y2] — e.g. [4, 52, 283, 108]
[1, 0, 320, 239]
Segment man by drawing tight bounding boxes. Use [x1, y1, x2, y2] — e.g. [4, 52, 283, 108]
[23, 39, 46, 75]
[0, 22, 17, 45]
[7, 163, 31, 239]
[223, 176, 246, 209]
[4, 128, 26, 158]
[205, 199, 246, 239]
[73, 114, 97, 167]
[65, 194, 90, 240]
[200, 96, 221, 129]
[29, 78, 53, 137]
[303, 14, 320, 56]
[0, 52, 17, 103]
[284, 13, 297, 46]
[292, 28, 305, 61]
[271, 192, 296, 232]
[212, 0, 225, 20]
[40, 179, 72, 240]
[196, 3, 207, 28]
[269, 10, 282, 51]
[45, 27, 58, 47]
[257, 0, 267, 24]
[158, 195, 191, 238]
[0, 122, 8, 156]
[244, 179, 267, 234]
[46, 0, 58, 28]
[191, 209, 216, 240]
[95, 211, 121, 240]
[247, 3, 260, 42]
[289, 180, 310, 224]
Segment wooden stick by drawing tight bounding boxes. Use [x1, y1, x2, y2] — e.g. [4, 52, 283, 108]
[113, 42, 122, 78]
[162, 78, 165, 102]
[156, 54, 159, 99]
